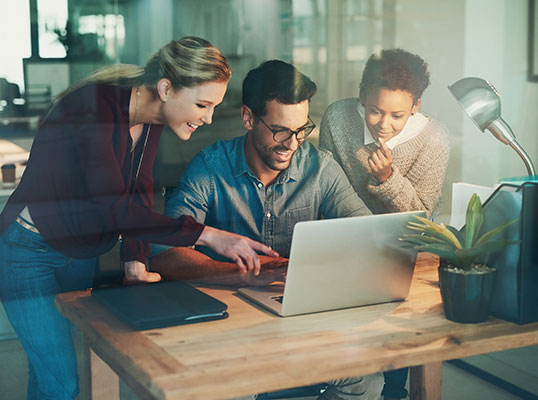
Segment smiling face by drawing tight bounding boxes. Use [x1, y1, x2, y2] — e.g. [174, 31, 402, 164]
[362, 87, 421, 142]
[244, 99, 310, 179]
[160, 81, 228, 141]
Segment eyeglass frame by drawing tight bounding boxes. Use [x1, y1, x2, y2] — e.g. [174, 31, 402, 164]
[254, 114, 316, 143]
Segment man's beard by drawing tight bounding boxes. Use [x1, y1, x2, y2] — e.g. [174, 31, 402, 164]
[252, 133, 294, 171]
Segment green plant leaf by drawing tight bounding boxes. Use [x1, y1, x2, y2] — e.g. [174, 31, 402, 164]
[453, 239, 520, 269]
[475, 218, 519, 247]
[407, 221, 430, 231]
[446, 225, 465, 246]
[406, 225, 428, 232]
[473, 239, 520, 254]
[465, 194, 483, 248]
[414, 243, 460, 266]
[399, 234, 445, 247]
[413, 216, 462, 249]
[408, 227, 459, 249]
[401, 233, 445, 243]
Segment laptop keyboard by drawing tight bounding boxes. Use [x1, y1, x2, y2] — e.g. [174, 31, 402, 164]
[271, 295, 284, 304]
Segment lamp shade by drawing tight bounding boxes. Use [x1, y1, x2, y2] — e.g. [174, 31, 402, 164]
[448, 77, 536, 176]
[447, 77, 501, 131]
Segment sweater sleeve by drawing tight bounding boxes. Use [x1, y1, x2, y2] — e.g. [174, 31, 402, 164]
[367, 124, 450, 217]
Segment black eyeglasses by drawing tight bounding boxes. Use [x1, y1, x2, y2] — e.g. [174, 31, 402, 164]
[255, 115, 316, 143]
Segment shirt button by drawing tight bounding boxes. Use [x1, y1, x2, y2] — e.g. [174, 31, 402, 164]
[266, 212, 271, 219]
[258, 183, 263, 188]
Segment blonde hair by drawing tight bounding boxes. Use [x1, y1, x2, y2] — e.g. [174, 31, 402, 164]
[52, 36, 230, 106]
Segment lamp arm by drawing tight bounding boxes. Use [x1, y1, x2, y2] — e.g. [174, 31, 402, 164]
[487, 118, 536, 176]
[509, 141, 536, 176]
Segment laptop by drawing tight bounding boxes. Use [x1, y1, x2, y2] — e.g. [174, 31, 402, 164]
[238, 211, 425, 317]
[92, 281, 228, 330]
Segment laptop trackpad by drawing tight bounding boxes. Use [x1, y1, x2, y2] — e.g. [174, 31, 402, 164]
[238, 285, 285, 315]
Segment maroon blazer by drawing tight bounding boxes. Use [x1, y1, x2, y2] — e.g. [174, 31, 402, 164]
[0, 84, 204, 262]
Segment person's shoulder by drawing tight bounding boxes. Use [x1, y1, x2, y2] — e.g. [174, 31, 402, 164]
[64, 83, 122, 101]
[297, 140, 336, 166]
[418, 115, 451, 150]
[195, 135, 244, 165]
[200, 135, 242, 155]
[324, 98, 360, 118]
[424, 116, 450, 139]
[55, 83, 125, 118]
[321, 98, 363, 137]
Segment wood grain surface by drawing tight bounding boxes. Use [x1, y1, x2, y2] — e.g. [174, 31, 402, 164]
[55, 253, 538, 400]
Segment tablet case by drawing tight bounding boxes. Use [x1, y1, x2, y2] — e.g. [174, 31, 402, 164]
[91, 281, 228, 330]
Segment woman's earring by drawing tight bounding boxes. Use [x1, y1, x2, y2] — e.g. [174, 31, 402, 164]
[162, 96, 168, 102]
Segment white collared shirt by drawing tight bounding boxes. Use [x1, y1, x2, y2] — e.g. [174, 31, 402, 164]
[359, 103, 429, 149]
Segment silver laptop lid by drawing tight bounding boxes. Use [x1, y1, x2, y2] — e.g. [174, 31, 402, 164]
[280, 211, 424, 316]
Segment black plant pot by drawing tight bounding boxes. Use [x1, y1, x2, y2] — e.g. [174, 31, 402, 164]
[438, 266, 496, 323]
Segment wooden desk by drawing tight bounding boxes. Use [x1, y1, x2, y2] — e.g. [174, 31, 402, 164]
[55, 253, 538, 400]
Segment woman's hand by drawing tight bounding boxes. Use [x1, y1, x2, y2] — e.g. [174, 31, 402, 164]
[196, 226, 279, 276]
[123, 260, 162, 285]
[368, 137, 393, 183]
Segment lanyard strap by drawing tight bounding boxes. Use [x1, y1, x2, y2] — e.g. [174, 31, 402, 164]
[129, 123, 151, 190]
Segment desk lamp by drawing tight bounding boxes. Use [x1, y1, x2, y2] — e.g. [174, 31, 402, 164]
[448, 77, 536, 176]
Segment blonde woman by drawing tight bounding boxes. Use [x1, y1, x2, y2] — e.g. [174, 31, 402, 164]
[0, 37, 276, 399]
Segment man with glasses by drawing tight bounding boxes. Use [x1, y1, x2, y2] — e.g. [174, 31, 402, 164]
[149, 60, 380, 400]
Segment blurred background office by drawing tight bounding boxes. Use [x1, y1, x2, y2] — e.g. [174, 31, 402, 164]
[1, 1, 538, 399]
[2, 0, 537, 198]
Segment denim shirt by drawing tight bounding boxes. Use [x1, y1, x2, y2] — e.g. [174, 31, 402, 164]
[151, 134, 371, 260]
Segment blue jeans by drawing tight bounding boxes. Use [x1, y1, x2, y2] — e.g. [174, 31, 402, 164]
[0, 221, 95, 400]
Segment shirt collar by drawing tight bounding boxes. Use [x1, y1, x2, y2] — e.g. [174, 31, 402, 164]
[358, 103, 428, 149]
[232, 134, 252, 178]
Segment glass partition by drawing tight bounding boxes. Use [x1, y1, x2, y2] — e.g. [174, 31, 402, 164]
[1, 1, 538, 398]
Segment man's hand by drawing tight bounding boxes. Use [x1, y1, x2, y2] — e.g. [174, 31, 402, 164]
[239, 256, 288, 286]
[259, 255, 289, 270]
[368, 137, 393, 183]
[123, 260, 162, 285]
[196, 226, 279, 276]
[240, 267, 287, 286]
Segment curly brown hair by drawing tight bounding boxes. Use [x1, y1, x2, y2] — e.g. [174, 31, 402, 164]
[359, 48, 430, 105]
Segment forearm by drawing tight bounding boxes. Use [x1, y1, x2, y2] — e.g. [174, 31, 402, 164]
[149, 246, 246, 285]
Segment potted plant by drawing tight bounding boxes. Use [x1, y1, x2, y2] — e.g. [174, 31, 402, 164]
[400, 194, 518, 323]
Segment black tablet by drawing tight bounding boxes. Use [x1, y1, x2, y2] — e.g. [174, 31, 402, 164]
[92, 281, 228, 330]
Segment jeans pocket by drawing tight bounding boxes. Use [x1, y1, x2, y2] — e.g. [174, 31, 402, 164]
[7, 222, 50, 254]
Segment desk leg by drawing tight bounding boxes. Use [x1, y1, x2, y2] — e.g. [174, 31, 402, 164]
[409, 362, 442, 400]
[81, 338, 120, 400]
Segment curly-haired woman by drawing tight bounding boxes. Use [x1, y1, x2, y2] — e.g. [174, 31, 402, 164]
[320, 48, 450, 219]
[319, 48, 450, 399]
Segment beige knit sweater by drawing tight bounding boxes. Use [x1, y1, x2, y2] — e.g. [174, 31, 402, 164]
[319, 98, 450, 217]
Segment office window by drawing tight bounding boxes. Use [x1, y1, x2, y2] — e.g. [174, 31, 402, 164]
[291, 0, 394, 114]
[0, 1, 31, 91]
[37, 0, 68, 58]
[75, 14, 125, 62]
